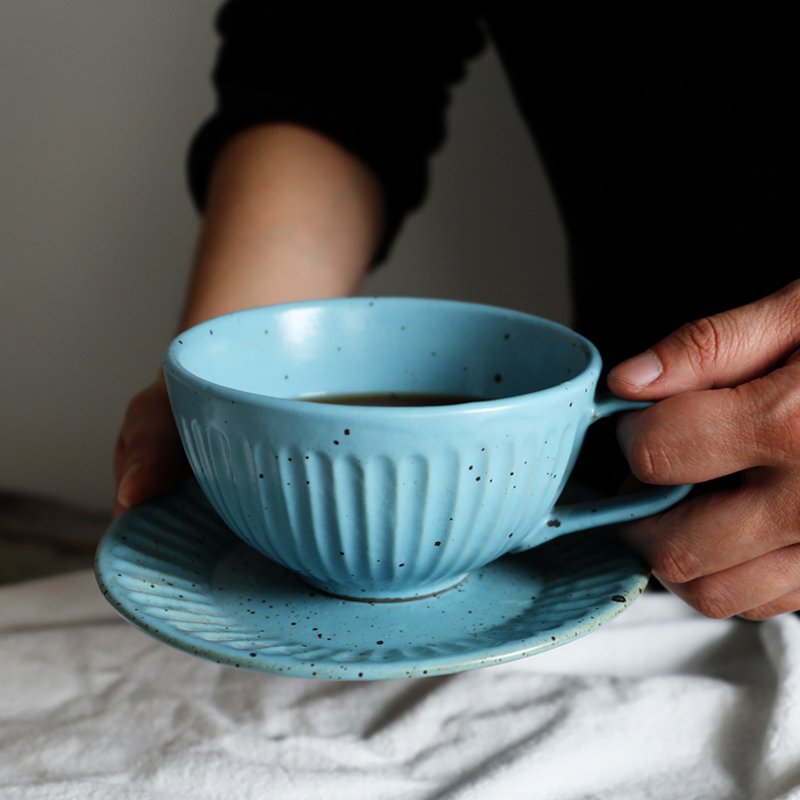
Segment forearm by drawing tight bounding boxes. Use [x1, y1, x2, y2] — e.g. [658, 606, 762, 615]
[113, 123, 384, 516]
[179, 122, 384, 331]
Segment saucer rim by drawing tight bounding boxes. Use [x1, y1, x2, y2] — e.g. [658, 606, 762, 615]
[95, 481, 650, 681]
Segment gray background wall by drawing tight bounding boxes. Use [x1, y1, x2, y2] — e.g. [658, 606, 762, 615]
[0, 1, 569, 512]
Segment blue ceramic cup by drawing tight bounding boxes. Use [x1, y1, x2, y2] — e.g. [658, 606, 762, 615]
[164, 297, 690, 601]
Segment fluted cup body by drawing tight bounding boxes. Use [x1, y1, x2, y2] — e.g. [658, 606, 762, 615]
[164, 298, 611, 600]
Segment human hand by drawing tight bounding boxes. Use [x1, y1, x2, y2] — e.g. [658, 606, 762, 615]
[112, 375, 191, 520]
[607, 280, 800, 620]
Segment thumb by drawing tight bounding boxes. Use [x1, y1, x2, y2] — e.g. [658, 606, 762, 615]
[608, 281, 800, 400]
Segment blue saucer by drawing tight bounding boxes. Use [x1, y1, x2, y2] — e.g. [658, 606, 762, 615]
[95, 480, 649, 680]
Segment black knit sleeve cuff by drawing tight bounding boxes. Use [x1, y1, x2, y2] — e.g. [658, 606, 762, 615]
[186, 2, 485, 265]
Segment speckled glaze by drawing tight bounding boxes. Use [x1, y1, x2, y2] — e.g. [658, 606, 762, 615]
[164, 297, 689, 600]
[95, 480, 651, 680]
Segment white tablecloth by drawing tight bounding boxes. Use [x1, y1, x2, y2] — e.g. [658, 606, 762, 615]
[1, 569, 799, 799]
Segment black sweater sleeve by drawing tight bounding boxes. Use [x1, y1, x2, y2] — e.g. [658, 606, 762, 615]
[187, 2, 485, 262]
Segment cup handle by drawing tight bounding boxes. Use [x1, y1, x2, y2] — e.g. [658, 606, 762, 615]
[512, 395, 692, 551]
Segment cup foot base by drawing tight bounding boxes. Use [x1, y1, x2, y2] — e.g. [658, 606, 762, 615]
[299, 573, 469, 603]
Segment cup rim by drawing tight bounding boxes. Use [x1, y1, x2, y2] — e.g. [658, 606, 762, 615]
[164, 297, 603, 414]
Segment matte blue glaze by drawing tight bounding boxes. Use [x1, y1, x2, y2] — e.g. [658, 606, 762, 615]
[164, 297, 688, 600]
[95, 481, 651, 680]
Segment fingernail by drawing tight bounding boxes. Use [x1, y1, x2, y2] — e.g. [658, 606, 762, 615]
[117, 461, 143, 507]
[610, 350, 663, 389]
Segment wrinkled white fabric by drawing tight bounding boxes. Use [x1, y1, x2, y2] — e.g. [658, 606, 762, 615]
[1, 570, 799, 800]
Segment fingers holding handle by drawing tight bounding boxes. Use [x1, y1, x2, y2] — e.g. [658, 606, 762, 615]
[607, 281, 800, 618]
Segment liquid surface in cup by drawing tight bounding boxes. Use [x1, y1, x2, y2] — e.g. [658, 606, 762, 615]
[304, 392, 484, 407]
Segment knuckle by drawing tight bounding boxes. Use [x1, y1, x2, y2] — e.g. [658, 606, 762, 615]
[649, 538, 701, 585]
[775, 416, 800, 464]
[746, 379, 800, 464]
[681, 579, 740, 620]
[776, 392, 800, 450]
[673, 315, 736, 379]
[626, 436, 674, 485]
